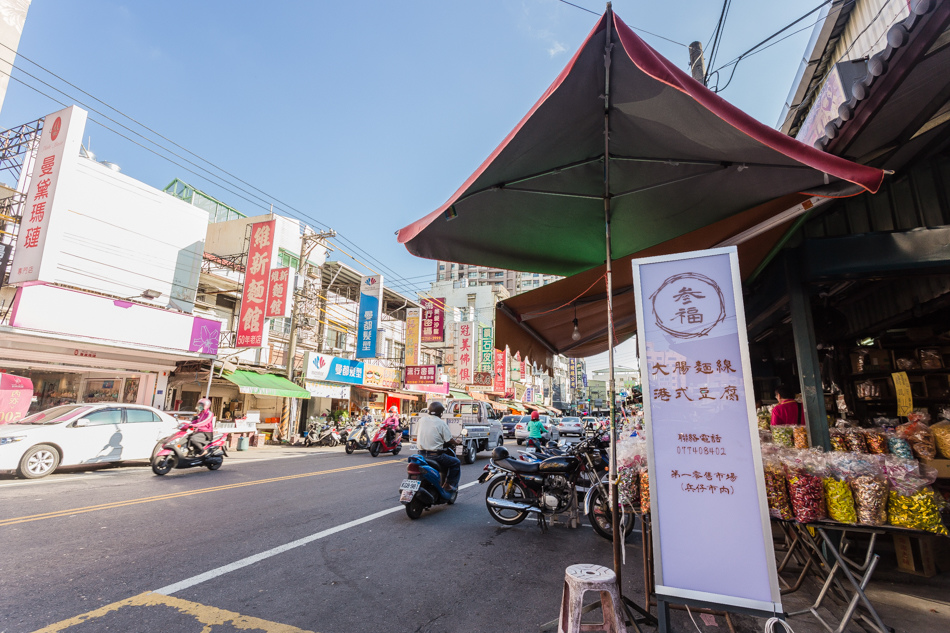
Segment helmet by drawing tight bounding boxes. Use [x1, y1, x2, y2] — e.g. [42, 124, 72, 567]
[492, 446, 509, 461]
[427, 401, 445, 418]
[530, 410, 539, 420]
[388, 406, 398, 413]
[197, 397, 211, 410]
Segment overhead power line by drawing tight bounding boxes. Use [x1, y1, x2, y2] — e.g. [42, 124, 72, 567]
[0, 43, 422, 292]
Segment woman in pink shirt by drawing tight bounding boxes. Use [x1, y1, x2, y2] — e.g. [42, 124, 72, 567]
[188, 398, 216, 453]
[770, 386, 804, 426]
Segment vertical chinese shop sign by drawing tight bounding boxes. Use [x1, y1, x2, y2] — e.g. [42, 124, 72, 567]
[421, 298, 444, 343]
[493, 349, 507, 395]
[356, 275, 384, 359]
[236, 220, 275, 348]
[479, 325, 494, 372]
[265, 267, 291, 317]
[9, 106, 88, 285]
[632, 246, 781, 616]
[455, 322, 474, 384]
[405, 307, 421, 366]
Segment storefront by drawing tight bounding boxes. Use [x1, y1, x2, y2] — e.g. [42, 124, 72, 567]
[0, 328, 204, 414]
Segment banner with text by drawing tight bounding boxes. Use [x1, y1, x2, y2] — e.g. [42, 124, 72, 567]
[405, 365, 439, 385]
[405, 307, 421, 366]
[633, 246, 780, 615]
[10, 106, 88, 285]
[455, 322, 475, 384]
[479, 325, 493, 372]
[493, 349, 507, 395]
[421, 297, 445, 343]
[237, 220, 275, 347]
[265, 267, 291, 317]
[356, 275, 383, 359]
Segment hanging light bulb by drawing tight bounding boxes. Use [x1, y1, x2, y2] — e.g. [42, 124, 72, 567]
[572, 302, 581, 341]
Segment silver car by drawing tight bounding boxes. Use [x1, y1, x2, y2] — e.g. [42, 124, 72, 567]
[514, 414, 560, 444]
[557, 416, 583, 436]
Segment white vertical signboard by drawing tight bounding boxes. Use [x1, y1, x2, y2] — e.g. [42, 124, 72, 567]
[9, 105, 87, 285]
[632, 246, 781, 617]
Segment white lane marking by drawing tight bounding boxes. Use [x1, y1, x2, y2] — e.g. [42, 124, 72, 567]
[0, 475, 88, 488]
[155, 479, 480, 596]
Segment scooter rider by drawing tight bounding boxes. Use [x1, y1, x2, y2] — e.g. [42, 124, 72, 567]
[526, 410, 546, 451]
[416, 401, 460, 492]
[383, 405, 400, 445]
[188, 398, 216, 454]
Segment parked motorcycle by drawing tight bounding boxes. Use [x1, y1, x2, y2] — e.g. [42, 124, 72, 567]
[369, 423, 402, 457]
[400, 450, 458, 519]
[345, 424, 374, 454]
[478, 434, 632, 537]
[151, 425, 228, 475]
[305, 422, 340, 447]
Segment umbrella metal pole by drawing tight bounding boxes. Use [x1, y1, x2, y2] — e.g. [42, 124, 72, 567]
[602, 1, 622, 592]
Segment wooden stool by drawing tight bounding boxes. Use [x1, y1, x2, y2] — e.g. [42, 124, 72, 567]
[558, 564, 626, 633]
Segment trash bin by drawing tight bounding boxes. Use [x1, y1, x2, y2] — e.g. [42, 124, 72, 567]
[237, 436, 249, 451]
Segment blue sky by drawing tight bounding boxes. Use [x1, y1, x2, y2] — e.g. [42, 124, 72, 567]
[1, 0, 823, 367]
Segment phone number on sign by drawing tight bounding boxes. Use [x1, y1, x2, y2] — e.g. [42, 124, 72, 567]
[676, 445, 727, 456]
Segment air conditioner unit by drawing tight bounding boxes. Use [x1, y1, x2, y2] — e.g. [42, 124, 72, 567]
[306, 264, 320, 279]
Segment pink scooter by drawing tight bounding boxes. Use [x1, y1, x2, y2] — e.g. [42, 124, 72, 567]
[151, 423, 228, 475]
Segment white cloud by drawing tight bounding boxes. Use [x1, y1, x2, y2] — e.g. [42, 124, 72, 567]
[548, 41, 567, 57]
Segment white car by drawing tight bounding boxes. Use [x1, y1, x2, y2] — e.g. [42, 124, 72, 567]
[0, 404, 179, 479]
[514, 415, 560, 444]
[558, 416, 583, 436]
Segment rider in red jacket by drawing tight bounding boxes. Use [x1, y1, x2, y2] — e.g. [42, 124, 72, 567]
[383, 406, 400, 444]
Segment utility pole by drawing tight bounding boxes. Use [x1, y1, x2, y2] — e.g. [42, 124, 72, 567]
[286, 228, 336, 380]
[688, 41, 706, 84]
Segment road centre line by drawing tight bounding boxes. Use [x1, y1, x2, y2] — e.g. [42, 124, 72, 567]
[155, 480, 480, 596]
[0, 459, 403, 528]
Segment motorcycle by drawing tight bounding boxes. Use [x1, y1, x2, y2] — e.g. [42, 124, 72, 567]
[400, 449, 458, 519]
[304, 422, 338, 447]
[151, 424, 228, 475]
[478, 434, 632, 538]
[345, 424, 374, 454]
[369, 423, 402, 457]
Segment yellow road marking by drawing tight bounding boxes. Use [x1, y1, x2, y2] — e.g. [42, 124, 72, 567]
[2, 459, 403, 527]
[32, 591, 315, 632]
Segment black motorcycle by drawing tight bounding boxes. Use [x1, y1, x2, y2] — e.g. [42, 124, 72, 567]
[478, 435, 632, 538]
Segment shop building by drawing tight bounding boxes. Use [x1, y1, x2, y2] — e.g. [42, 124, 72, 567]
[0, 106, 216, 413]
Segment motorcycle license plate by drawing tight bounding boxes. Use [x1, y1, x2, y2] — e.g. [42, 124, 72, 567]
[399, 479, 421, 491]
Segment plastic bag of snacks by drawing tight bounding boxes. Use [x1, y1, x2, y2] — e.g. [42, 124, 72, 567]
[639, 467, 650, 514]
[793, 426, 809, 449]
[834, 454, 888, 526]
[772, 426, 794, 448]
[886, 432, 914, 459]
[845, 429, 868, 453]
[897, 420, 936, 460]
[930, 420, 950, 459]
[829, 429, 848, 452]
[823, 453, 857, 524]
[885, 462, 947, 535]
[864, 428, 888, 455]
[783, 450, 827, 523]
[762, 448, 793, 520]
[757, 410, 771, 432]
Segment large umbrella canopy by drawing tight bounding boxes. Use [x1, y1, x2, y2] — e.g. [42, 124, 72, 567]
[496, 190, 830, 371]
[397, 11, 884, 277]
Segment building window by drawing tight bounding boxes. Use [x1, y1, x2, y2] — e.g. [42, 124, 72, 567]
[327, 328, 347, 350]
[468, 271, 477, 278]
[394, 342, 405, 363]
[269, 317, 291, 335]
[439, 264, 445, 270]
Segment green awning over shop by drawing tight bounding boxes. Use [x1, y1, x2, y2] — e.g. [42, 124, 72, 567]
[503, 401, 527, 412]
[448, 390, 469, 400]
[224, 371, 311, 398]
